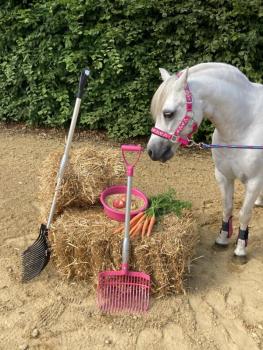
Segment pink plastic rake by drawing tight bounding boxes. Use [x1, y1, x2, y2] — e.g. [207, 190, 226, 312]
[97, 145, 150, 314]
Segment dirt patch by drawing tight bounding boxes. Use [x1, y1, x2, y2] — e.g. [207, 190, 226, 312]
[0, 126, 263, 349]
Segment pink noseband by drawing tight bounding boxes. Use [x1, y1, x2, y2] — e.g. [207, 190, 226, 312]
[151, 74, 198, 146]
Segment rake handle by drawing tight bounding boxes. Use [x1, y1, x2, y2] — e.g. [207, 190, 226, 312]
[121, 145, 143, 267]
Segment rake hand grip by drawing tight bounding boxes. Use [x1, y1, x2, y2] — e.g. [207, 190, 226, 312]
[121, 145, 142, 152]
[121, 144, 143, 176]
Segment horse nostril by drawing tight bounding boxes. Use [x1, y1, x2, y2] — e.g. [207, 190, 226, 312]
[148, 149, 153, 159]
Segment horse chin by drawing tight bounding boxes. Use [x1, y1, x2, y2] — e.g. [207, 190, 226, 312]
[160, 147, 176, 163]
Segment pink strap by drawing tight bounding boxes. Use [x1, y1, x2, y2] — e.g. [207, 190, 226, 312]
[151, 113, 197, 146]
[151, 127, 172, 140]
[175, 115, 191, 135]
[151, 127, 190, 146]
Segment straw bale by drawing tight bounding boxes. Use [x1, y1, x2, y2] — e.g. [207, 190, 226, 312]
[50, 207, 198, 297]
[38, 145, 125, 221]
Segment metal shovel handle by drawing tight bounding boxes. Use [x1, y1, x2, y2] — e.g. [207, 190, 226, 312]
[77, 68, 90, 98]
[46, 68, 90, 229]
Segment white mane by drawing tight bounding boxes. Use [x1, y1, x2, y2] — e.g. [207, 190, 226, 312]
[188, 62, 251, 86]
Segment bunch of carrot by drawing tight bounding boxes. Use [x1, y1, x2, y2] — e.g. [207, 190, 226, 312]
[131, 211, 155, 238]
[113, 189, 191, 239]
[113, 211, 156, 238]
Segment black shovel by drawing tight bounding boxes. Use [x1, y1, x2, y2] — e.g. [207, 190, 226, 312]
[21, 68, 90, 282]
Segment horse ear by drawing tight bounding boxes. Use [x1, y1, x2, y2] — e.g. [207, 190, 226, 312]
[177, 67, 189, 88]
[159, 68, 171, 81]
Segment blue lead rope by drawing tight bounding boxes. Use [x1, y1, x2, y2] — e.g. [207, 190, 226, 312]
[199, 143, 263, 150]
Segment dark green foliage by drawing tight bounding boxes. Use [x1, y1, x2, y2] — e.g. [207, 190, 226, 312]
[0, 0, 262, 140]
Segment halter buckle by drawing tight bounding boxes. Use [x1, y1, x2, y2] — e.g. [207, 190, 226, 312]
[171, 135, 179, 143]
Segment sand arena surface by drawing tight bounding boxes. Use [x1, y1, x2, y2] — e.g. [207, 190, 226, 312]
[0, 126, 262, 349]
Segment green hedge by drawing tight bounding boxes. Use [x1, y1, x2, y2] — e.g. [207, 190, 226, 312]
[0, 0, 262, 140]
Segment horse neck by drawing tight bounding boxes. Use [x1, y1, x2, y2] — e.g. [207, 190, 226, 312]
[189, 74, 256, 141]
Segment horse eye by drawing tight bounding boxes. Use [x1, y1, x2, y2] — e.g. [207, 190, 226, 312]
[163, 111, 174, 119]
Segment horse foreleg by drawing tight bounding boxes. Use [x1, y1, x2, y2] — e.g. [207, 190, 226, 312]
[214, 168, 234, 246]
[235, 180, 262, 257]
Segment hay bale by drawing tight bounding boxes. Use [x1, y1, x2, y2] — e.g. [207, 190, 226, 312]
[38, 145, 125, 221]
[50, 207, 198, 297]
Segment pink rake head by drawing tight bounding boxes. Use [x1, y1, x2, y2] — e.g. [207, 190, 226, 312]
[97, 264, 150, 314]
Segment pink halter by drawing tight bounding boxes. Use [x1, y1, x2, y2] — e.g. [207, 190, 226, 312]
[151, 75, 198, 146]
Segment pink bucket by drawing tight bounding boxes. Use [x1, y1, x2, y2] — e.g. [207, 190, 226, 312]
[100, 185, 148, 222]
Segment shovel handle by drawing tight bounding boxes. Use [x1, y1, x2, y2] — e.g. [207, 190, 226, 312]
[121, 144, 143, 176]
[47, 68, 90, 229]
[77, 68, 90, 98]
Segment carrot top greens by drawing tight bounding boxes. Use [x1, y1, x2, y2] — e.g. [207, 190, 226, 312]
[146, 189, 191, 218]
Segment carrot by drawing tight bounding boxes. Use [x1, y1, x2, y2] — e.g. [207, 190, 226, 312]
[146, 215, 156, 237]
[129, 212, 145, 226]
[141, 216, 150, 238]
[131, 221, 144, 238]
[113, 225, 125, 234]
[129, 224, 138, 235]
[129, 214, 146, 236]
[113, 212, 145, 234]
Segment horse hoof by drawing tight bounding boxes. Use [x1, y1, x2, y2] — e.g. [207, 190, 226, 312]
[231, 254, 248, 265]
[213, 242, 229, 251]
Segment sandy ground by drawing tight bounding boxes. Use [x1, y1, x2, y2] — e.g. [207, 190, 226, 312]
[0, 126, 263, 350]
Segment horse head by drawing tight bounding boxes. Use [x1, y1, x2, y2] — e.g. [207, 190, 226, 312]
[147, 67, 201, 162]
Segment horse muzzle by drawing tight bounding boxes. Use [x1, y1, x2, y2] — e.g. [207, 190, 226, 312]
[147, 142, 175, 162]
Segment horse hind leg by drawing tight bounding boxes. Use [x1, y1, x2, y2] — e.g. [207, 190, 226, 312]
[214, 169, 234, 246]
[235, 180, 262, 258]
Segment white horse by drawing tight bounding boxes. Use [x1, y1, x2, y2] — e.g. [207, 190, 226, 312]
[147, 62, 263, 260]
